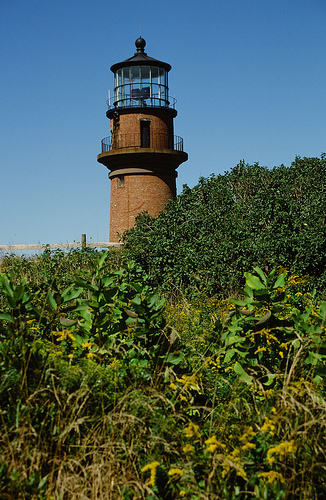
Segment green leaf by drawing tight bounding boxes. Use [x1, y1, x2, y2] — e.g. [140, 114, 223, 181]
[273, 273, 286, 289]
[262, 374, 277, 386]
[165, 352, 185, 365]
[59, 317, 77, 326]
[233, 362, 252, 384]
[253, 267, 267, 285]
[229, 299, 247, 307]
[0, 275, 14, 297]
[0, 312, 12, 322]
[97, 250, 109, 269]
[47, 291, 57, 311]
[62, 287, 83, 302]
[244, 272, 265, 290]
[224, 335, 245, 347]
[224, 348, 236, 363]
[256, 310, 272, 325]
[131, 296, 142, 306]
[305, 351, 326, 365]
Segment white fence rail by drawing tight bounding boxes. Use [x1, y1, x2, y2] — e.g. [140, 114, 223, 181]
[0, 235, 121, 252]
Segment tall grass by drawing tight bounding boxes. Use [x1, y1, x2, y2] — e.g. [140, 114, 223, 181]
[1, 251, 326, 499]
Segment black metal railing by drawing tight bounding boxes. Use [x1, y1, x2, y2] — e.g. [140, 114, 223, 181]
[106, 94, 177, 110]
[101, 133, 184, 153]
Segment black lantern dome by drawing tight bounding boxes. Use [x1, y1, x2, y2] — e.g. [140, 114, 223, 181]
[109, 38, 173, 110]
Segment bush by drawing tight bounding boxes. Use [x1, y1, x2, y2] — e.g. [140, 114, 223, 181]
[122, 155, 326, 298]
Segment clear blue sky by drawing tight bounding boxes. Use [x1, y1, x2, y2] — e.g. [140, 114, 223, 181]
[1, 0, 325, 246]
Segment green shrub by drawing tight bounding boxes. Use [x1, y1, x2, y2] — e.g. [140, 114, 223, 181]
[122, 155, 326, 298]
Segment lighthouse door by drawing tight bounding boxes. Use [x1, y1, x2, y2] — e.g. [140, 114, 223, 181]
[141, 121, 150, 148]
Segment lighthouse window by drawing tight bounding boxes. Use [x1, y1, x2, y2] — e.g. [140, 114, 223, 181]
[117, 69, 122, 86]
[140, 121, 150, 148]
[122, 67, 130, 82]
[151, 67, 159, 83]
[118, 175, 125, 188]
[141, 66, 150, 83]
[130, 66, 140, 81]
[114, 65, 169, 108]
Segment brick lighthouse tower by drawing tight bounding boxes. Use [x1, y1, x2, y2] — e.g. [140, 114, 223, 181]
[97, 37, 188, 242]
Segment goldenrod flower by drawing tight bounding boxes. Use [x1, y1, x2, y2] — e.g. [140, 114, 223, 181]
[177, 374, 200, 391]
[168, 468, 183, 476]
[261, 416, 276, 435]
[82, 342, 95, 349]
[184, 422, 201, 438]
[258, 471, 285, 484]
[141, 461, 160, 487]
[182, 444, 194, 453]
[236, 467, 248, 481]
[241, 442, 255, 451]
[239, 426, 255, 443]
[255, 345, 268, 355]
[267, 441, 296, 464]
[205, 435, 226, 453]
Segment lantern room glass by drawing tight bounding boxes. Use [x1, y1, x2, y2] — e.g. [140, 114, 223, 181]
[114, 66, 169, 108]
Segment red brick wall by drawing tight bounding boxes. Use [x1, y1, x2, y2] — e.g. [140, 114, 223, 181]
[116, 112, 173, 134]
[109, 171, 176, 242]
[108, 109, 178, 242]
[111, 111, 174, 146]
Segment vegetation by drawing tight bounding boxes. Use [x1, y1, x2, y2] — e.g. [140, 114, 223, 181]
[122, 155, 326, 297]
[1, 156, 326, 499]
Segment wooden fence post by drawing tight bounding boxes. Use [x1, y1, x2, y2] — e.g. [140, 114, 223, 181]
[81, 234, 86, 249]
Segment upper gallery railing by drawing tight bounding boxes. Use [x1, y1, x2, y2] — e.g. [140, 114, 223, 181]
[106, 94, 177, 110]
[101, 133, 184, 153]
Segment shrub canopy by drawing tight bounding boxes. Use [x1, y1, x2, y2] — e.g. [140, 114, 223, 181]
[122, 155, 326, 297]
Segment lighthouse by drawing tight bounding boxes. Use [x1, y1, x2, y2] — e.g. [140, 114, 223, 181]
[97, 37, 188, 242]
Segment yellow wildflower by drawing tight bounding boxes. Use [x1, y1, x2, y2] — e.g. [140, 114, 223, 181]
[239, 426, 255, 443]
[241, 442, 255, 451]
[82, 342, 95, 349]
[236, 467, 248, 481]
[141, 461, 160, 487]
[261, 416, 276, 435]
[258, 471, 285, 484]
[109, 357, 120, 368]
[184, 422, 201, 438]
[182, 444, 194, 453]
[267, 441, 296, 464]
[176, 374, 200, 391]
[168, 468, 183, 476]
[169, 382, 177, 390]
[205, 435, 218, 453]
[54, 332, 66, 341]
[255, 346, 267, 354]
